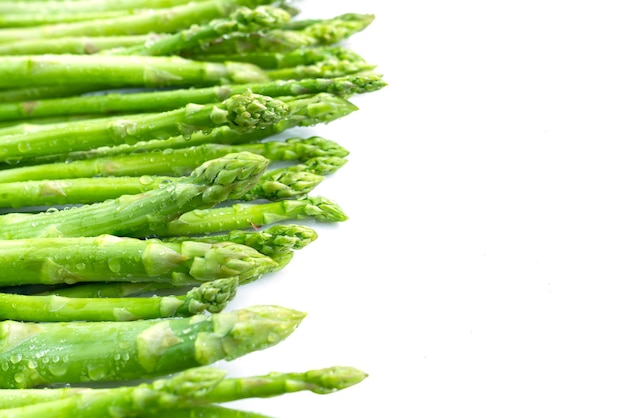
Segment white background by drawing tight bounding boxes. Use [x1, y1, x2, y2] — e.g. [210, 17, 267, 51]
[223, 1, 626, 417]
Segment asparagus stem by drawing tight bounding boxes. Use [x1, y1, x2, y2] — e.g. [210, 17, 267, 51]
[0, 0, 278, 41]
[0, 366, 229, 416]
[0, 152, 269, 239]
[0, 55, 269, 90]
[0, 10, 130, 28]
[0, 234, 277, 287]
[104, 6, 292, 57]
[0, 34, 157, 55]
[0, 73, 385, 122]
[0, 134, 348, 182]
[0, 0, 194, 14]
[0, 366, 366, 411]
[142, 196, 348, 238]
[0, 276, 239, 321]
[0, 91, 289, 163]
[0, 305, 306, 388]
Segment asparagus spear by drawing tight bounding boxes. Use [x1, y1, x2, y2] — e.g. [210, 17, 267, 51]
[143, 196, 348, 238]
[0, 34, 157, 55]
[0, 92, 289, 163]
[0, 0, 195, 15]
[0, 10, 130, 28]
[0, 54, 272, 90]
[0, 0, 278, 42]
[0, 152, 269, 239]
[0, 276, 239, 321]
[0, 304, 306, 388]
[0, 155, 343, 208]
[184, 12, 375, 56]
[0, 134, 347, 182]
[104, 6, 292, 57]
[0, 365, 366, 410]
[31, 224, 315, 298]
[0, 73, 385, 122]
[0, 234, 277, 286]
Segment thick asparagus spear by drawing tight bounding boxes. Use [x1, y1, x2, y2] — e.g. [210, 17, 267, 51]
[0, 234, 277, 286]
[0, 365, 366, 410]
[0, 91, 288, 163]
[0, 304, 306, 388]
[0, 0, 278, 42]
[0, 73, 385, 122]
[0, 277, 239, 321]
[0, 152, 269, 239]
[143, 196, 348, 238]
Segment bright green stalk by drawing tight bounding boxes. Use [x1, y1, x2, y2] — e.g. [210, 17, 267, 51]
[0, 157, 336, 208]
[0, 135, 347, 183]
[0, 34, 159, 55]
[0, 10, 129, 28]
[265, 58, 375, 81]
[0, 73, 385, 122]
[0, 54, 269, 89]
[183, 12, 375, 56]
[0, 92, 288, 163]
[0, 152, 269, 239]
[0, 366, 229, 416]
[0, 234, 277, 287]
[0, 366, 365, 410]
[148, 404, 274, 418]
[0, 277, 239, 321]
[0, 304, 306, 388]
[104, 6, 292, 57]
[0, 0, 194, 15]
[143, 196, 348, 238]
[0, 0, 278, 42]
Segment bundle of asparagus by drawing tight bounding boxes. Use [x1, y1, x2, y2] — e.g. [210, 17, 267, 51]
[0, 0, 386, 415]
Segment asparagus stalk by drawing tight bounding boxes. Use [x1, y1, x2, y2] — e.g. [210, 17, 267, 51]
[0, 366, 229, 416]
[0, 73, 385, 122]
[0, 92, 289, 164]
[0, 276, 239, 322]
[0, 304, 306, 388]
[0, 0, 278, 42]
[0, 155, 343, 208]
[143, 196, 348, 238]
[184, 12, 375, 56]
[0, 152, 269, 239]
[0, 0, 195, 15]
[0, 10, 130, 28]
[0, 34, 157, 55]
[0, 134, 348, 182]
[104, 6, 292, 57]
[0, 234, 277, 286]
[0, 55, 270, 90]
[0, 365, 366, 410]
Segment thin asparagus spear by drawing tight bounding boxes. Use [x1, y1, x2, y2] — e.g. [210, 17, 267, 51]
[0, 276, 239, 321]
[143, 196, 348, 238]
[147, 404, 274, 418]
[0, 54, 269, 90]
[0, 92, 289, 163]
[0, 0, 278, 42]
[0, 152, 269, 239]
[0, 366, 229, 416]
[0, 365, 365, 410]
[104, 6, 292, 57]
[0, 73, 385, 122]
[0, 235, 277, 287]
[0, 0, 194, 15]
[184, 12, 375, 56]
[0, 134, 347, 182]
[0, 304, 306, 388]
[0, 155, 343, 208]
[0, 10, 129, 28]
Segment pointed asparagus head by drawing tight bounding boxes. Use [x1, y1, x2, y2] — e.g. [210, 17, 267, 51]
[282, 93, 359, 127]
[211, 91, 291, 132]
[285, 136, 350, 160]
[183, 277, 239, 314]
[233, 223, 319, 255]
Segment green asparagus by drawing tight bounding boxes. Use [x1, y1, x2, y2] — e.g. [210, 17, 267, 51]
[0, 91, 289, 163]
[0, 365, 366, 410]
[0, 277, 239, 321]
[0, 152, 269, 239]
[0, 0, 278, 42]
[0, 0, 194, 14]
[0, 73, 385, 122]
[143, 196, 348, 238]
